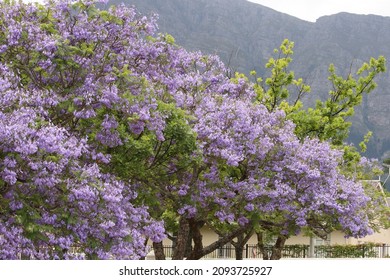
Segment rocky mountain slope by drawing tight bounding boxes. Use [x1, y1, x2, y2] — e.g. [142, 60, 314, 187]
[105, 0, 390, 159]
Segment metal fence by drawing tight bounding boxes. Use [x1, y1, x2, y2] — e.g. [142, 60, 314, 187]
[161, 244, 390, 259]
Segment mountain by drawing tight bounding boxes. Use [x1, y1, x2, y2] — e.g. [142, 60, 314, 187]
[105, 0, 390, 160]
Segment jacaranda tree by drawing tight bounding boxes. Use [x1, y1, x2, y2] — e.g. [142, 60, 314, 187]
[249, 39, 387, 259]
[0, 0, 170, 259]
[0, 0, 379, 259]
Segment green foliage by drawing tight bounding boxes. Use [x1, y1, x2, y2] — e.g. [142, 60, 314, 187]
[278, 244, 308, 258]
[253, 39, 310, 113]
[315, 243, 379, 258]
[253, 39, 386, 170]
[161, 210, 180, 234]
[293, 56, 386, 146]
[254, 39, 386, 144]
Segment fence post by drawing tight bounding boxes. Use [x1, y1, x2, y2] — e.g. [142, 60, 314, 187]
[382, 244, 386, 258]
[309, 237, 315, 258]
[362, 245, 365, 258]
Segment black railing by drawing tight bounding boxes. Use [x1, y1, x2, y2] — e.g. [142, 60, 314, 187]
[160, 244, 390, 259]
[161, 245, 237, 259]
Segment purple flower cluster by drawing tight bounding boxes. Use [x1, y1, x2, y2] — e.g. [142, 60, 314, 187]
[0, 0, 375, 259]
[0, 0, 170, 259]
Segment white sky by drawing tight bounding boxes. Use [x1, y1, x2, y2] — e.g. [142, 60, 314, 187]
[248, 0, 390, 22]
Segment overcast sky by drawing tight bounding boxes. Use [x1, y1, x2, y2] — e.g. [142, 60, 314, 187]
[248, 0, 390, 22]
[22, 0, 390, 23]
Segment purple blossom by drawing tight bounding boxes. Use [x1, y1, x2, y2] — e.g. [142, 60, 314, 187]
[2, 168, 17, 185]
[178, 184, 189, 196]
[244, 204, 255, 212]
[7, 23, 22, 46]
[238, 216, 249, 226]
[0, 0, 375, 260]
[128, 121, 145, 135]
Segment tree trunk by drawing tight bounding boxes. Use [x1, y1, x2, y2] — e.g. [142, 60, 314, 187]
[184, 230, 193, 259]
[196, 224, 251, 259]
[270, 236, 287, 260]
[173, 220, 250, 260]
[152, 241, 166, 260]
[232, 227, 254, 260]
[172, 217, 190, 260]
[187, 219, 204, 260]
[235, 244, 244, 260]
[256, 232, 270, 260]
